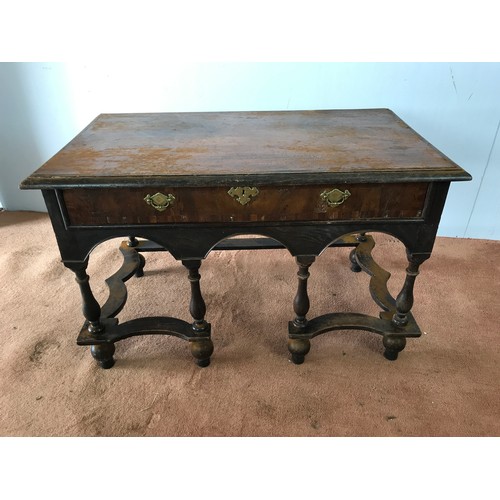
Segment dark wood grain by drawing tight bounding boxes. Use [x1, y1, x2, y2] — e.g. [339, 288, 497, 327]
[20, 109, 471, 189]
[62, 182, 429, 225]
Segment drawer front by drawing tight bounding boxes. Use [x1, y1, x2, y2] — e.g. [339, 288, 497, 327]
[62, 183, 429, 226]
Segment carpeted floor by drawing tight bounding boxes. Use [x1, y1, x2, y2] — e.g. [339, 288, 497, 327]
[0, 210, 498, 436]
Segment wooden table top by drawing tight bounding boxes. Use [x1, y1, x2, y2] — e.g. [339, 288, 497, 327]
[21, 109, 471, 189]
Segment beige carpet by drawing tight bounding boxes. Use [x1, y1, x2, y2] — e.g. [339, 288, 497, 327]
[0, 210, 498, 436]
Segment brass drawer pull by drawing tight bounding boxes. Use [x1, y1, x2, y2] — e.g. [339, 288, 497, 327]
[228, 186, 259, 205]
[144, 192, 175, 212]
[320, 188, 351, 207]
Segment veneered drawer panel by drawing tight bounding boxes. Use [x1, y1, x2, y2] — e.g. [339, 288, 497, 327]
[62, 183, 429, 226]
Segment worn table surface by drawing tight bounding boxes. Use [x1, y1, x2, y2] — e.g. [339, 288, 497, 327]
[20, 109, 470, 188]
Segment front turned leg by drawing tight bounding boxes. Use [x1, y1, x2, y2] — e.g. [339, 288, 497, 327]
[182, 260, 213, 367]
[67, 262, 115, 369]
[289, 256, 315, 364]
[392, 252, 429, 328]
[386, 252, 429, 360]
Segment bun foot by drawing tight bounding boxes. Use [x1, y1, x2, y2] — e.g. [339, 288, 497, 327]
[383, 335, 406, 361]
[91, 343, 116, 369]
[190, 338, 214, 368]
[288, 338, 311, 364]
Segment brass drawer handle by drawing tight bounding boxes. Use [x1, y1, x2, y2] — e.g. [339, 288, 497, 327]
[320, 188, 351, 207]
[144, 192, 175, 212]
[228, 186, 259, 205]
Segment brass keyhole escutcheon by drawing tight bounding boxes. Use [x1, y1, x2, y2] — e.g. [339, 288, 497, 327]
[144, 192, 175, 212]
[320, 188, 351, 207]
[228, 186, 259, 206]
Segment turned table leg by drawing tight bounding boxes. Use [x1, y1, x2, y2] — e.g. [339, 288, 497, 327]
[182, 260, 213, 367]
[127, 236, 146, 277]
[385, 251, 429, 360]
[349, 248, 362, 273]
[288, 256, 315, 364]
[67, 262, 115, 369]
[349, 232, 366, 272]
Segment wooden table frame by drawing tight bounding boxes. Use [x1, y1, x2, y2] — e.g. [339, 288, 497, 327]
[21, 110, 471, 369]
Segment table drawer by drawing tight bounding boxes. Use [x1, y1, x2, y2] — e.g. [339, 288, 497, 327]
[62, 183, 429, 226]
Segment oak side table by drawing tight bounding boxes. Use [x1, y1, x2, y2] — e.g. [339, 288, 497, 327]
[20, 109, 471, 369]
